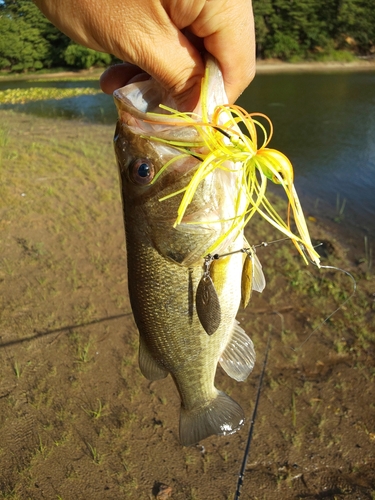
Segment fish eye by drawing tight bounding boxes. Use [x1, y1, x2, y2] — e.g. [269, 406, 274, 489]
[130, 158, 155, 185]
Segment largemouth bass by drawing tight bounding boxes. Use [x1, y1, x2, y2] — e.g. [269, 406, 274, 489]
[113, 57, 319, 446]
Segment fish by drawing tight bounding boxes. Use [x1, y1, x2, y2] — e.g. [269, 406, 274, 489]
[113, 57, 319, 446]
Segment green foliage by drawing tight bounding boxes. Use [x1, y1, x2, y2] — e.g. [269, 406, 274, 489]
[0, 0, 65, 70]
[0, 0, 114, 72]
[63, 43, 112, 69]
[336, 0, 375, 53]
[253, 0, 375, 60]
[0, 15, 48, 70]
[268, 32, 302, 60]
[0, 0, 374, 71]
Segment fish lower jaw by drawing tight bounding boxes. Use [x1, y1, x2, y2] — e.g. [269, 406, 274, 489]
[179, 390, 245, 447]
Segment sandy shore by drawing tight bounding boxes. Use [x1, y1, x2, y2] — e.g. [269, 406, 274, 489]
[1, 59, 375, 82]
[256, 59, 375, 73]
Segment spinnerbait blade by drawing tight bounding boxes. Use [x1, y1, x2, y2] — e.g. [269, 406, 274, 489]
[196, 256, 221, 335]
[240, 253, 253, 309]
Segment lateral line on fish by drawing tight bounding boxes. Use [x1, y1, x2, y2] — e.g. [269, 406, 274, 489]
[233, 330, 271, 500]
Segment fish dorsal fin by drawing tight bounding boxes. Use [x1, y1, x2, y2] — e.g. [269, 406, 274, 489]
[219, 321, 255, 382]
[139, 336, 168, 381]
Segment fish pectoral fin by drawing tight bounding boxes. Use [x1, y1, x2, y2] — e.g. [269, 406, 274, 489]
[179, 390, 244, 446]
[219, 321, 255, 382]
[139, 337, 168, 381]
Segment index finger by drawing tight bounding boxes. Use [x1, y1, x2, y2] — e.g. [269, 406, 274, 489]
[190, 0, 255, 103]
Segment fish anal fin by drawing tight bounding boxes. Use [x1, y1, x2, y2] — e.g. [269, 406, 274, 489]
[139, 337, 168, 380]
[179, 391, 244, 446]
[219, 321, 255, 382]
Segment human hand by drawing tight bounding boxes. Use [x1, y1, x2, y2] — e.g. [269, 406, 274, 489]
[34, 0, 255, 110]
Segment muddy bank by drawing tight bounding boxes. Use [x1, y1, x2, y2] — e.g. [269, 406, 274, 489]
[0, 110, 374, 499]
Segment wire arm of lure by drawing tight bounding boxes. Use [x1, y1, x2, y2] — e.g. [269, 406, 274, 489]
[206, 237, 290, 261]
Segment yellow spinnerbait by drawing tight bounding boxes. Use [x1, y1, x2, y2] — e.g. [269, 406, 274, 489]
[143, 64, 320, 267]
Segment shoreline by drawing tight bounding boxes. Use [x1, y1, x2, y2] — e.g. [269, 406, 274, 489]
[1, 59, 375, 82]
[256, 58, 375, 73]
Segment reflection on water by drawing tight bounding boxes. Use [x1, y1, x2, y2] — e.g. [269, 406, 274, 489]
[0, 93, 115, 123]
[238, 72, 375, 240]
[1, 72, 374, 239]
[0, 78, 116, 123]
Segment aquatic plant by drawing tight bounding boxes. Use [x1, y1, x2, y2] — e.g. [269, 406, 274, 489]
[0, 87, 101, 104]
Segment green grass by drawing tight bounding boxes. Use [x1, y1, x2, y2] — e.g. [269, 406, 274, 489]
[82, 399, 105, 419]
[86, 442, 103, 465]
[314, 49, 356, 63]
[13, 361, 21, 378]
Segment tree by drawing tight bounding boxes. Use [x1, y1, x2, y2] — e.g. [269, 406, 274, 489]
[252, 0, 375, 59]
[63, 43, 112, 69]
[0, 12, 49, 70]
[337, 0, 375, 53]
[0, 0, 114, 71]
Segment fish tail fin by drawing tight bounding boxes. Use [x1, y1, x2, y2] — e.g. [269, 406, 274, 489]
[179, 390, 244, 446]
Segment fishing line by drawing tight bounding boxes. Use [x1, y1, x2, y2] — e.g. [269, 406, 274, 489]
[289, 244, 357, 351]
[233, 330, 272, 500]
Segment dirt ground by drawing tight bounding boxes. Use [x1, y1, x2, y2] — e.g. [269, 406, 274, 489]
[0, 110, 374, 500]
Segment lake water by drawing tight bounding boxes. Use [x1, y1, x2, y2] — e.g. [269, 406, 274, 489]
[238, 71, 375, 245]
[1, 71, 374, 243]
